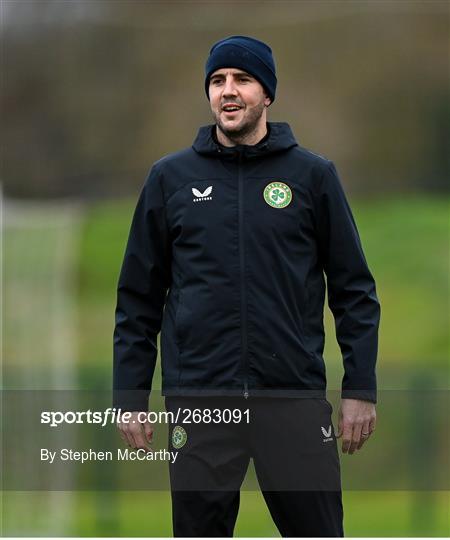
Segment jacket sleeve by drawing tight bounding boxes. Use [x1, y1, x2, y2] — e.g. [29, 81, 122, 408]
[113, 164, 171, 411]
[315, 161, 381, 403]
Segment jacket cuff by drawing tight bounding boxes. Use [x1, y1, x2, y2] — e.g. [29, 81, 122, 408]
[341, 389, 377, 404]
[112, 390, 150, 412]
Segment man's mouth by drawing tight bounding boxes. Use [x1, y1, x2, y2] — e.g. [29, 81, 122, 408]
[222, 104, 243, 113]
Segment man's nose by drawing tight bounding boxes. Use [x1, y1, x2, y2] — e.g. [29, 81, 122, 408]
[222, 77, 238, 96]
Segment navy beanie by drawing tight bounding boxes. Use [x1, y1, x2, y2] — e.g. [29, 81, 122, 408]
[205, 35, 277, 103]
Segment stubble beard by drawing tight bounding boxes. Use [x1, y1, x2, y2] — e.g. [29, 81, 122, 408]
[213, 101, 266, 143]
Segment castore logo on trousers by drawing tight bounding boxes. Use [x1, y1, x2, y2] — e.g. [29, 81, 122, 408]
[321, 425, 333, 442]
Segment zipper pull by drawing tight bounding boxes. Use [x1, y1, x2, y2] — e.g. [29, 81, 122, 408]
[243, 382, 249, 399]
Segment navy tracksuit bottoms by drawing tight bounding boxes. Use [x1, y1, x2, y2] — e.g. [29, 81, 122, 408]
[165, 396, 344, 537]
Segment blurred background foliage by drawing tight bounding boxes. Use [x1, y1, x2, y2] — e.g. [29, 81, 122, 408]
[1, 0, 449, 537]
[2, 0, 449, 197]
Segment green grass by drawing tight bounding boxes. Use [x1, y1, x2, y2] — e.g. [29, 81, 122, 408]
[353, 196, 449, 365]
[3, 490, 449, 536]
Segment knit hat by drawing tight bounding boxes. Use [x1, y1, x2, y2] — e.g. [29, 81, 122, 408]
[205, 35, 277, 104]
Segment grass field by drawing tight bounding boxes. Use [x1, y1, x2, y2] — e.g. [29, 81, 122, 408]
[3, 194, 449, 536]
[2, 490, 449, 536]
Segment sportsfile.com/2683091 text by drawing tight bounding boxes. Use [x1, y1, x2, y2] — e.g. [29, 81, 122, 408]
[40, 408, 250, 427]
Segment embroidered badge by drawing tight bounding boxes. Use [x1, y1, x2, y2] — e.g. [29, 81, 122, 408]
[172, 426, 187, 449]
[263, 182, 292, 208]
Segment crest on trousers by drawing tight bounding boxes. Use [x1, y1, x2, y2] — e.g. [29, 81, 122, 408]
[172, 426, 187, 449]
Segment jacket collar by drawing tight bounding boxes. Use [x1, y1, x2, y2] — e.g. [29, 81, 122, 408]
[192, 122, 298, 159]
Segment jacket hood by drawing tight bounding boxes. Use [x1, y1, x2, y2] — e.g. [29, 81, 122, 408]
[192, 122, 298, 159]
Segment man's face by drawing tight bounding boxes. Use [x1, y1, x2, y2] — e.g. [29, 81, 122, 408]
[209, 68, 271, 139]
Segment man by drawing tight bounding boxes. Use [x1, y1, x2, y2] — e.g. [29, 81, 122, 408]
[113, 35, 380, 537]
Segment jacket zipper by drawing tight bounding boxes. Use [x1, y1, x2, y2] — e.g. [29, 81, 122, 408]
[238, 150, 249, 399]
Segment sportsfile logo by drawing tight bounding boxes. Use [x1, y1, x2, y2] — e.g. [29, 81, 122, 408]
[192, 186, 213, 202]
[321, 425, 333, 443]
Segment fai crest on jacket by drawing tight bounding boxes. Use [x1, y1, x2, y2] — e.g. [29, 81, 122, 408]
[263, 182, 292, 208]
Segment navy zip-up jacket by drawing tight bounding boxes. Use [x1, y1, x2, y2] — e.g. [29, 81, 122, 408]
[113, 122, 380, 411]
